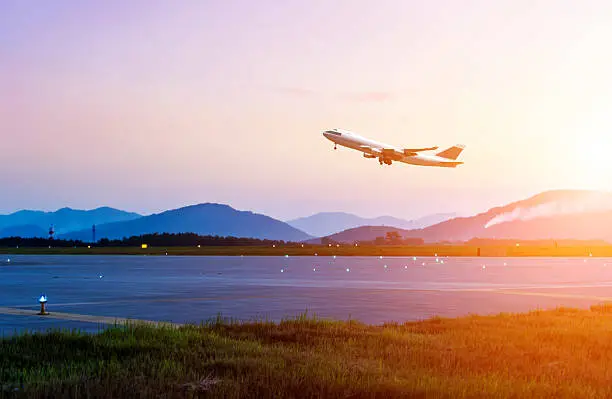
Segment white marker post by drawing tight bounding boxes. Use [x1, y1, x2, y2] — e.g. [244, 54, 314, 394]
[38, 295, 48, 315]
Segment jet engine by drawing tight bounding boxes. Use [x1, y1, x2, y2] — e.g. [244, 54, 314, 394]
[363, 153, 377, 159]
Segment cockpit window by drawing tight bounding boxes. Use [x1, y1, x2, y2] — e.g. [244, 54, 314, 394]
[327, 131, 342, 136]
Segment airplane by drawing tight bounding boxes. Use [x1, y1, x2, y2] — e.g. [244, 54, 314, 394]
[322, 128, 465, 168]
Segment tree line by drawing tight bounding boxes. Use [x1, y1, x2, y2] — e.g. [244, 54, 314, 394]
[0, 233, 294, 247]
[321, 231, 425, 246]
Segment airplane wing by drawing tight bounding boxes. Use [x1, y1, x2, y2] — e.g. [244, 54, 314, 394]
[361, 145, 438, 159]
[360, 145, 382, 155]
[381, 148, 406, 160]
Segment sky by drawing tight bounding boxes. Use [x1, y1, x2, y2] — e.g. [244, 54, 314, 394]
[2, 0, 612, 221]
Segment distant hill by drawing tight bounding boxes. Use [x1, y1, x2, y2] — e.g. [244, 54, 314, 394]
[306, 226, 405, 244]
[479, 211, 612, 242]
[0, 207, 142, 238]
[401, 189, 612, 243]
[413, 213, 458, 229]
[0, 224, 48, 238]
[314, 190, 612, 243]
[62, 203, 312, 242]
[287, 212, 455, 237]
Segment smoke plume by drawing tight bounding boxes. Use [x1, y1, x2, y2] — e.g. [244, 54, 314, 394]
[484, 194, 612, 229]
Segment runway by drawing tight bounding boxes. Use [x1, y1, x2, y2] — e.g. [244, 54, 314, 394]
[3, 255, 612, 334]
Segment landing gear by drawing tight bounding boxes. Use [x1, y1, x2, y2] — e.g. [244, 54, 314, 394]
[334, 144, 337, 150]
[379, 157, 383, 165]
[379, 158, 392, 165]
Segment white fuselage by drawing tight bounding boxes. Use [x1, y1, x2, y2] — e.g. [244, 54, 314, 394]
[322, 129, 462, 168]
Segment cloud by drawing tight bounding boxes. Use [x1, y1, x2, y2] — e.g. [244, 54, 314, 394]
[341, 91, 395, 103]
[276, 87, 317, 97]
[276, 87, 396, 103]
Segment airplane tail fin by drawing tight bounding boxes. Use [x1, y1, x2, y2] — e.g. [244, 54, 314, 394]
[436, 145, 465, 160]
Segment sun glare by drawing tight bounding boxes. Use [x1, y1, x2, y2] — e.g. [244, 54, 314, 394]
[572, 132, 612, 191]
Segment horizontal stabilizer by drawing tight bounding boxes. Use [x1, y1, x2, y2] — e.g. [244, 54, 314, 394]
[436, 145, 465, 160]
[403, 146, 438, 153]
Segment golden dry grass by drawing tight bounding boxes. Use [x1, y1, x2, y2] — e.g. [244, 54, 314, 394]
[4, 307, 612, 397]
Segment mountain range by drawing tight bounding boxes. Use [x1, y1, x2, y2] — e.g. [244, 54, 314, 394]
[286, 212, 455, 237]
[0, 207, 141, 238]
[0, 204, 451, 242]
[4, 190, 612, 243]
[317, 190, 612, 243]
[61, 204, 312, 242]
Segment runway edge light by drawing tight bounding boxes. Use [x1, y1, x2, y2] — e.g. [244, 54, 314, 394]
[38, 295, 48, 315]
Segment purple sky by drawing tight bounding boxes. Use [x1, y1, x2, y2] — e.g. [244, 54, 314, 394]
[2, 1, 612, 220]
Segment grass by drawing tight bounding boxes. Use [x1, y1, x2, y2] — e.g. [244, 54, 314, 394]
[5, 307, 612, 397]
[1, 244, 612, 257]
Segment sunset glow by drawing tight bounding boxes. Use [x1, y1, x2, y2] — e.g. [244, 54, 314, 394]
[8, 3, 612, 396]
[3, 1, 612, 219]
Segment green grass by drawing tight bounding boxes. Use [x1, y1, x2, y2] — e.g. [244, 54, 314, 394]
[5, 307, 612, 397]
[1, 244, 611, 257]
